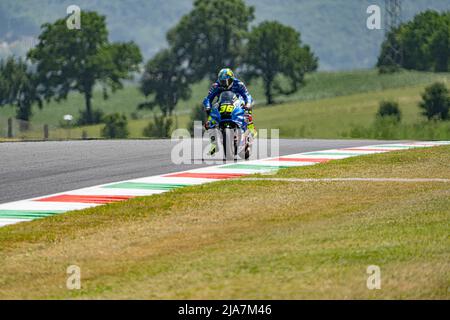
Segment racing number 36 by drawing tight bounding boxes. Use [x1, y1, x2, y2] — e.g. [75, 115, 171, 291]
[219, 105, 235, 113]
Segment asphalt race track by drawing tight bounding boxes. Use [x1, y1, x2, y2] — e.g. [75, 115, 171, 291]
[0, 139, 405, 204]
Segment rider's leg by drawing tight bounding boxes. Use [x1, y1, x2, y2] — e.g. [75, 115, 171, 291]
[208, 130, 218, 155]
[205, 114, 218, 156]
[246, 109, 257, 137]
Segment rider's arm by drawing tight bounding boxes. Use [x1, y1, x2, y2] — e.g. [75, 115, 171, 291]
[236, 80, 253, 108]
[203, 82, 221, 111]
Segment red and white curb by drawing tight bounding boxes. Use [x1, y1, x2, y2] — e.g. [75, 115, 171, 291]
[0, 141, 448, 228]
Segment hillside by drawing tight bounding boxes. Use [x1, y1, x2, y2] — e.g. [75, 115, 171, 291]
[1, 69, 448, 140]
[0, 0, 449, 70]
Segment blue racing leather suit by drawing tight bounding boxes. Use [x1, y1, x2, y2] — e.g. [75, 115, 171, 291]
[203, 78, 253, 111]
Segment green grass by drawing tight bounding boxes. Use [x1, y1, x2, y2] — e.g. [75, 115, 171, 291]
[249, 69, 450, 104]
[255, 84, 450, 139]
[0, 146, 449, 299]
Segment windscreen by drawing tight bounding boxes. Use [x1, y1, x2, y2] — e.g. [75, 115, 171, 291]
[218, 91, 237, 105]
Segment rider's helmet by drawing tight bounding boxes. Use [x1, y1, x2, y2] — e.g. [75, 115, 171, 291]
[218, 68, 234, 89]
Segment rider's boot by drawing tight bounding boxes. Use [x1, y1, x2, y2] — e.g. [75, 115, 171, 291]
[248, 122, 257, 138]
[205, 115, 218, 156]
[209, 135, 217, 156]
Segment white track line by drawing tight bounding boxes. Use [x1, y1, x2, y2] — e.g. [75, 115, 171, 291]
[64, 187, 167, 197]
[240, 178, 450, 183]
[0, 200, 99, 211]
[0, 219, 30, 227]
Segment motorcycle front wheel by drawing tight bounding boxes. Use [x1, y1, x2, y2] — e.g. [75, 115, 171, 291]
[222, 128, 237, 161]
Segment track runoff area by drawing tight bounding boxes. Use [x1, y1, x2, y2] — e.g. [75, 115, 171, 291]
[0, 141, 448, 228]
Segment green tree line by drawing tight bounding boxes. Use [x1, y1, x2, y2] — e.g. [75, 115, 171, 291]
[1, 0, 318, 132]
[378, 10, 450, 73]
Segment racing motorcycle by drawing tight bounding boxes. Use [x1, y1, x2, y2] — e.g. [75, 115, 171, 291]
[208, 91, 254, 160]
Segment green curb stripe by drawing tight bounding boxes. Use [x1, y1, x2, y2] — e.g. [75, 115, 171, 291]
[220, 164, 291, 170]
[103, 182, 190, 190]
[0, 215, 35, 220]
[0, 210, 63, 219]
[302, 152, 359, 156]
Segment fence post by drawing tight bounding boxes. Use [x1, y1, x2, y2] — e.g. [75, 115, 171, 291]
[7, 118, 13, 138]
[44, 124, 49, 140]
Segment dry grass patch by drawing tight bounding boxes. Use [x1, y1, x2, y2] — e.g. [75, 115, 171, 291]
[0, 146, 449, 299]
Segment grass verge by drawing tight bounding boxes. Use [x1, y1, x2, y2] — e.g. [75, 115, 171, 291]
[0, 146, 449, 299]
[0, 138, 19, 142]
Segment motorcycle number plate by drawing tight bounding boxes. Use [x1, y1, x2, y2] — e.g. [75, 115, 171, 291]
[219, 105, 235, 113]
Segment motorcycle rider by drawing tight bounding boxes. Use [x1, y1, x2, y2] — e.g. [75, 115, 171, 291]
[203, 68, 256, 155]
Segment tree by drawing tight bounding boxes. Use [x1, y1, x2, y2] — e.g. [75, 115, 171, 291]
[139, 49, 191, 117]
[142, 116, 173, 138]
[0, 57, 42, 129]
[376, 28, 403, 73]
[419, 82, 450, 120]
[101, 113, 129, 139]
[377, 10, 450, 73]
[167, 0, 254, 81]
[27, 11, 142, 125]
[429, 22, 450, 72]
[244, 21, 318, 105]
[139, 49, 191, 138]
[376, 100, 401, 122]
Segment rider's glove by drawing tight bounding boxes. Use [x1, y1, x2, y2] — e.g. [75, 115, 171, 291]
[205, 115, 215, 130]
[243, 103, 252, 111]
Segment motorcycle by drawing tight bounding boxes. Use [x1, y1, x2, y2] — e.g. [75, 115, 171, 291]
[208, 91, 254, 160]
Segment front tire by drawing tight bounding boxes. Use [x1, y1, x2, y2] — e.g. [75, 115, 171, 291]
[222, 128, 236, 161]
